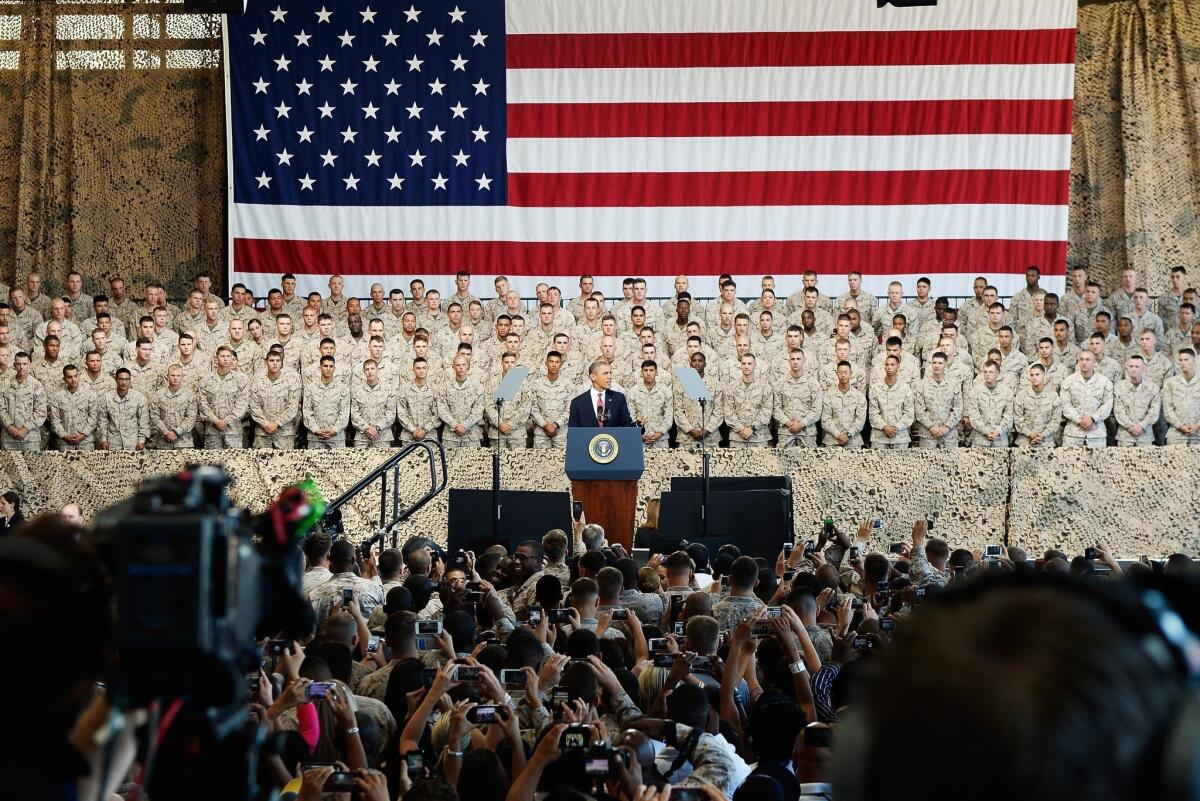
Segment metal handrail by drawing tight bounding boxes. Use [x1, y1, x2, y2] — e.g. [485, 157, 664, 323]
[322, 439, 449, 551]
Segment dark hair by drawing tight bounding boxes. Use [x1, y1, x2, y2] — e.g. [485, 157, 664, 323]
[666, 683, 709, 730]
[685, 542, 710, 571]
[302, 530, 332, 562]
[384, 585, 413, 614]
[596, 566, 624, 598]
[329, 540, 356, 573]
[378, 547, 403, 579]
[307, 640, 353, 685]
[864, 554, 890, 583]
[535, 574, 564, 610]
[838, 575, 1191, 801]
[404, 776, 459, 801]
[442, 610, 477, 655]
[457, 749, 508, 801]
[615, 557, 639, 590]
[729, 555, 760, 590]
[503, 628, 545, 670]
[749, 692, 806, 761]
[577, 549, 607, 576]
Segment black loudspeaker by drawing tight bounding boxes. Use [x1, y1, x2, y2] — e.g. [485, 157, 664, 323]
[655, 487, 793, 559]
[672, 472, 792, 541]
[447, 489, 572, 556]
[183, 0, 246, 13]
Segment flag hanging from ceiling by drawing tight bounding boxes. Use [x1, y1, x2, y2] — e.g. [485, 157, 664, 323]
[224, 0, 1077, 298]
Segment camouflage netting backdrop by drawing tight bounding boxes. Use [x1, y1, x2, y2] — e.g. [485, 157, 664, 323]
[0, 1, 225, 299]
[2, 1, 1200, 299]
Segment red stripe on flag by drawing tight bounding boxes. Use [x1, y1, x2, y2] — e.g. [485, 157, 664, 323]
[235, 239, 1067, 278]
[506, 29, 1077, 69]
[507, 99, 1074, 138]
[508, 170, 1069, 208]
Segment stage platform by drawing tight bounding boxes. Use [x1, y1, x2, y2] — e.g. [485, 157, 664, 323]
[0, 447, 1196, 558]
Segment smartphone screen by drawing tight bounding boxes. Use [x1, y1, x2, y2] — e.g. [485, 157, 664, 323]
[501, 669, 527, 687]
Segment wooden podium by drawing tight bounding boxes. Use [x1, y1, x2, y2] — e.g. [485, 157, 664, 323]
[565, 427, 645, 552]
[571, 479, 639, 551]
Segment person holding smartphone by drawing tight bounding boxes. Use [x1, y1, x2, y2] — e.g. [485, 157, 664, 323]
[309, 540, 385, 629]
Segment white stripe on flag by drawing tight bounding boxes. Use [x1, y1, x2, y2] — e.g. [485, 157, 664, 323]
[506, 64, 1076, 104]
[231, 203, 1068, 243]
[506, 134, 1073, 173]
[505, 0, 1077, 35]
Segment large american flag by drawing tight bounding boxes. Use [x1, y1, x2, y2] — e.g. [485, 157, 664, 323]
[225, 0, 1077, 299]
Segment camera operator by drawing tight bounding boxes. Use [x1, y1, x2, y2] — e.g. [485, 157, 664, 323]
[0, 515, 120, 800]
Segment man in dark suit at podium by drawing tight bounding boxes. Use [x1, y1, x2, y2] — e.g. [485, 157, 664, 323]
[568, 360, 634, 428]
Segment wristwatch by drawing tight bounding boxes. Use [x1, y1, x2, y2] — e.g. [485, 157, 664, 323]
[788, 660, 808, 675]
[346, 726, 360, 735]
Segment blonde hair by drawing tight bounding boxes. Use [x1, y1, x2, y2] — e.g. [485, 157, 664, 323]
[642, 497, 660, 529]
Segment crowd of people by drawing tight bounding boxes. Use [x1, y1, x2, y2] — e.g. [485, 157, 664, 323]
[18, 507, 1196, 801]
[0, 265, 1198, 450]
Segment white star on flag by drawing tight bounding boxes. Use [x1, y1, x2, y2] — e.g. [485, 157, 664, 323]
[384, 79, 401, 95]
[452, 149, 470, 166]
[449, 6, 466, 22]
[362, 102, 379, 118]
[294, 30, 311, 46]
[295, 78, 313, 95]
[318, 102, 335, 118]
[274, 102, 291, 118]
[382, 30, 399, 46]
[475, 173, 492, 190]
[431, 173, 448, 190]
[253, 125, 270, 140]
[450, 102, 467, 118]
[341, 126, 358, 143]
[470, 29, 487, 47]
[252, 77, 270, 93]
[340, 79, 358, 94]
[298, 174, 315, 190]
[318, 55, 335, 71]
[343, 173, 361, 190]
[256, 172, 272, 188]
[404, 5, 421, 22]
[276, 148, 293, 165]
[472, 125, 489, 142]
[472, 79, 489, 95]
[360, 7, 377, 23]
[409, 150, 426, 166]
[428, 78, 446, 95]
[388, 174, 405, 190]
[428, 125, 445, 142]
[273, 54, 290, 71]
[406, 102, 423, 118]
[384, 127, 401, 143]
[321, 150, 338, 166]
[363, 55, 380, 72]
[407, 55, 424, 71]
[315, 7, 331, 23]
[251, 29, 267, 45]
[270, 6, 287, 22]
[426, 29, 443, 46]
[297, 126, 314, 142]
[365, 150, 382, 166]
[338, 30, 356, 47]
[450, 54, 468, 71]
